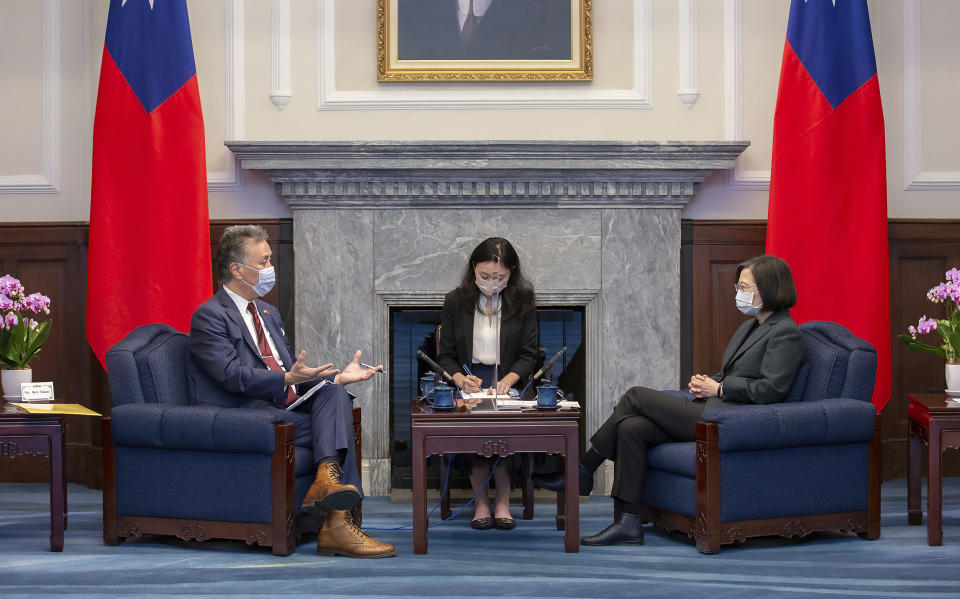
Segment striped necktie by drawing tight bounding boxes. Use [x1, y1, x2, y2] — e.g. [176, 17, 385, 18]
[247, 301, 298, 407]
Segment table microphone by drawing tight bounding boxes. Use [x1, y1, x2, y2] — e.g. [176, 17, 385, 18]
[415, 350, 455, 384]
[520, 346, 567, 397]
[532, 346, 567, 381]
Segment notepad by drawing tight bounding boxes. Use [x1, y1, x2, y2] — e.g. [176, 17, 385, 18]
[285, 380, 328, 411]
[460, 391, 515, 401]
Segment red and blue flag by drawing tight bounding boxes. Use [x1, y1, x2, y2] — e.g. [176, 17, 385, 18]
[87, 0, 211, 367]
[766, 0, 890, 410]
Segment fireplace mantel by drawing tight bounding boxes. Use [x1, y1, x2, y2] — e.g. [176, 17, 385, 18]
[225, 141, 749, 209]
[226, 140, 748, 496]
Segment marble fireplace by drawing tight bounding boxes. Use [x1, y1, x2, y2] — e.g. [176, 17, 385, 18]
[226, 141, 748, 495]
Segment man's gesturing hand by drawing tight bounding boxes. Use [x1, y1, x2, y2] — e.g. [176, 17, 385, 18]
[334, 350, 383, 386]
[284, 350, 338, 387]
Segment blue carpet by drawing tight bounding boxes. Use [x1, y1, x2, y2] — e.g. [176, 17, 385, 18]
[2, 479, 960, 598]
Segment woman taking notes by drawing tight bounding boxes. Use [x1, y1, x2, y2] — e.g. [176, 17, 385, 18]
[437, 237, 538, 530]
[534, 254, 806, 546]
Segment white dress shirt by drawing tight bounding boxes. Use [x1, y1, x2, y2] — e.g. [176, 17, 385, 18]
[471, 295, 501, 365]
[223, 285, 285, 368]
[457, 0, 494, 31]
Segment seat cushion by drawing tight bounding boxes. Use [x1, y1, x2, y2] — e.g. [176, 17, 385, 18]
[719, 443, 869, 521]
[647, 442, 696, 478]
[116, 447, 273, 523]
[643, 469, 696, 518]
[644, 441, 869, 521]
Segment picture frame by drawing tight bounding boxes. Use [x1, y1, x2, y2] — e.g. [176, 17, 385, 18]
[377, 0, 593, 82]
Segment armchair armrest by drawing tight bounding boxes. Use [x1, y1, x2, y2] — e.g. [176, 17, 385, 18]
[110, 403, 283, 453]
[701, 398, 876, 452]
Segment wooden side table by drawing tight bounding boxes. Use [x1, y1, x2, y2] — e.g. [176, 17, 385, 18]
[907, 393, 960, 546]
[410, 400, 581, 553]
[0, 402, 66, 551]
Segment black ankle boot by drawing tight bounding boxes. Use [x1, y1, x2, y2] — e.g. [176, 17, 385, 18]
[531, 464, 594, 496]
[581, 512, 645, 546]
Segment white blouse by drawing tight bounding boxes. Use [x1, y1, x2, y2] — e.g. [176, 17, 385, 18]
[471, 297, 501, 366]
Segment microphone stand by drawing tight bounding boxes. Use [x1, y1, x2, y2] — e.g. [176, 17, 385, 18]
[520, 346, 567, 398]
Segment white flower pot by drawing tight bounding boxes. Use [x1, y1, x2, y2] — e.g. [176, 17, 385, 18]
[946, 364, 960, 392]
[1, 367, 32, 400]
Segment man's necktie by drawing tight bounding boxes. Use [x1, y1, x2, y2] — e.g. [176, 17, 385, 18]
[247, 301, 298, 407]
[461, 0, 476, 42]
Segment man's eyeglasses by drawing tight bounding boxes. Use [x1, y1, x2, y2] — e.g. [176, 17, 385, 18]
[734, 283, 758, 293]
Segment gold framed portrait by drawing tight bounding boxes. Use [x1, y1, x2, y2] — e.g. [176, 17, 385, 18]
[377, 0, 593, 81]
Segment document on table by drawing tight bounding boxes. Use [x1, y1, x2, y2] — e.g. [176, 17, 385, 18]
[496, 399, 579, 410]
[460, 392, 515, 401]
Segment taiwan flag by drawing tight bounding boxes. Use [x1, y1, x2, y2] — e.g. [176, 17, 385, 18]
[766, 0, 890, 411]
[87, 0, 211, 367]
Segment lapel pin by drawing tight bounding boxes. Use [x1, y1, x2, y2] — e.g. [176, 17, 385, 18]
[263, 310, 269, 315]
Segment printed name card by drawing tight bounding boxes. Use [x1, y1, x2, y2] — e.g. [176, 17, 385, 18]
[20, 382, 54, 403]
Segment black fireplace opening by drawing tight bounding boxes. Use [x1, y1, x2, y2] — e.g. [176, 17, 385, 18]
[389, 306, 586, 490]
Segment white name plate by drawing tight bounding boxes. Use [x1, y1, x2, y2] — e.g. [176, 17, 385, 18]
[20, 382, 54, 403]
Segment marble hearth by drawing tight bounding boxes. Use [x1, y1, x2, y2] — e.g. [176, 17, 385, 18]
[226, 141, 748, 495]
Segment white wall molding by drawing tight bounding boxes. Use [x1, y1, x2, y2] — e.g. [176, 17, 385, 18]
[208, 0, 245, 191]
[723, 0, 769, 190]
[0, 0, 60, 194]
[677, 0, 700, 108]
[903, 0, 960, 190]
[315, 0, 653, 110]
[270, 0, 292, 109]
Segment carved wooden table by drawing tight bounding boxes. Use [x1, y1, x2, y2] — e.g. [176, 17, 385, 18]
[908, 393, 960, 545]
[410, 400, 580, 554]
[0, 402, 66, 551]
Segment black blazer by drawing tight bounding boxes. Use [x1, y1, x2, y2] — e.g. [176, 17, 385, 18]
[706, 309, 805, 408]
[436, 290, 539, 383]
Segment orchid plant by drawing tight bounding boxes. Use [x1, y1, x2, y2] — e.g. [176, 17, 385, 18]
[0, 274, 52, 370]
[900, 268, 960, 364]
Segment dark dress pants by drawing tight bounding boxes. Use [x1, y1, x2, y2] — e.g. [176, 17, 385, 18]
[243, 383, 362, 495]
[590, 386, 706, 507]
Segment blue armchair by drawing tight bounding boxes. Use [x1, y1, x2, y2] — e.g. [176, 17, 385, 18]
[101, 324, 361, 555]
[642, 321, 881, 553]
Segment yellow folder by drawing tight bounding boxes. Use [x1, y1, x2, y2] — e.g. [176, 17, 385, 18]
[11, 403, 101, 416]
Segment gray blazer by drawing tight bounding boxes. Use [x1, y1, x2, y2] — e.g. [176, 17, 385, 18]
[705, 309, 805, 408]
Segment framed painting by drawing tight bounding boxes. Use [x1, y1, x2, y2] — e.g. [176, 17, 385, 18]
[377, 0, 593, 81]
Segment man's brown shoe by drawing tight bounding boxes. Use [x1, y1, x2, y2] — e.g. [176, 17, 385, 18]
[301, 462, 361, 516]
[316, 510, 397, 558]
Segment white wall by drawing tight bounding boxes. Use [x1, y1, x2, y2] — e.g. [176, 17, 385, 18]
[0, 0, 956, 222]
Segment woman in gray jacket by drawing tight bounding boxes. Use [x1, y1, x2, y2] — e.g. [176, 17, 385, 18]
[534, 254, 806, 546]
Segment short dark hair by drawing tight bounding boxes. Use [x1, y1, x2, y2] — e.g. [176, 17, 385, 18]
[455, 237, 535, 319]
[736, 254, 797, 313]
[217, 224, 269, 285]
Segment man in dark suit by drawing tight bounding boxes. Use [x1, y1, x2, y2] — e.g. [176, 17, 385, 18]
[189, 224, 396, 558]
[397, 0, 572, 61]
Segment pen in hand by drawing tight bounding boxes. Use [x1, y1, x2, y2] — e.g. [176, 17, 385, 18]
[359, 361, 386, 375]
[462, 364, 483, 394]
